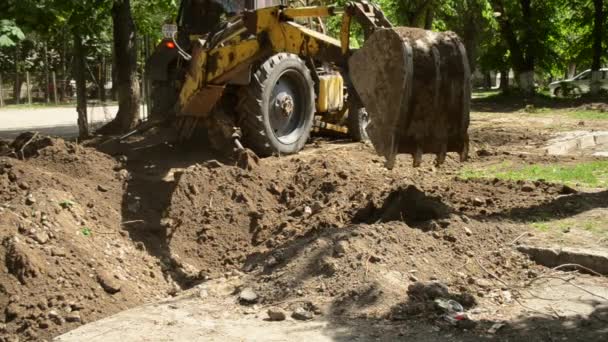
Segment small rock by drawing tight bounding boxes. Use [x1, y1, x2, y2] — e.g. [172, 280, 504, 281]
[304, 206, 313, 216]
[409, 275, 419, 282]
[116, 169, 130, 181]
[39, 320, 51, 329]
[25, 194, 36, 205]
[97, 184, 109, 192]
[431, 231, 441, 239]
[461, 215, 470, 223]
[408, 281, 449, 300]
[334, 240, 348, 256]
[239, 287, 258, 304]
[521, 183, 535, 192]
[472, 198, 484, 207]
[292, 307, 314, 321]
[33, 231, 50, 244]
[267, 308, 286, 321]
[5, 303, 24, 321]
[65, 312, 81, 323]
[476, 149, 492, 157]
[8, 171, 18, 182]
[463, 227, 473, 236]
[96, 270, 122, 294]
[18, 182, 30, 190]
[474, 278, 493, 289]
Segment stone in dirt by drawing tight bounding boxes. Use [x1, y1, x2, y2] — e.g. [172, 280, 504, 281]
[407, 281, 449, 300]
[96, 270, 122, 294]
[97, 184, 109, 192]
[25, 194, 36, 205]
[291, 307, 314, 321]
[521, 183, 535, 192]
[51, 247, 67, 257]
[33, 231, 50, 244]
[65, 312, 81, 323]
[472, 198, 484, 207]
[239, 287, 258, 304]
[267, 308, 286, 321]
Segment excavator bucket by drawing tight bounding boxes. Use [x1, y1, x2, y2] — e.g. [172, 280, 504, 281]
[349, 27, 471, 169]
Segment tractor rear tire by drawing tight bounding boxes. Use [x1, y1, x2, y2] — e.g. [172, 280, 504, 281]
[237, 53, 315, 156]
[150, 81, 178, 120]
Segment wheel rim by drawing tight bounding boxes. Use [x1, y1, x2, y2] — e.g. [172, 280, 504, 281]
[268, 70, 308, 145]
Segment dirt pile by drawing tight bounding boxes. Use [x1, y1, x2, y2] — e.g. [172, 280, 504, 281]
[162, 145, 568, 324]
[0, 137, 172, 341]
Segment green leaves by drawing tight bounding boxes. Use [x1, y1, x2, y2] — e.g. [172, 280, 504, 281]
[0, 20, 25, 47]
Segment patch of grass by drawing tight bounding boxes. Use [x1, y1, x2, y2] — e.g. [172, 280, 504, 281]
[460, 160, 608, 188]
[529, 217, 608, 238]
[472, 90, 500, 99]
[568, 110, 608, 121]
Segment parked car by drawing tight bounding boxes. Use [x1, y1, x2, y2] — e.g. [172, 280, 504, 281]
[549, 68, 608, 97]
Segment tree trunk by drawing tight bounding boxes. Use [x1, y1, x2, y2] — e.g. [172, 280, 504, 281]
[73, 33, 89, 138]
[44, 43, 50, 103]
[484, 72, 492, 89]
[100, 56, 107, 103]
[99, 0, 140, 134]
[500, 68, 509, 92]
[14, 47, 21, 104]
[491, 0, 535, 94]
[591, 0, 604, 95]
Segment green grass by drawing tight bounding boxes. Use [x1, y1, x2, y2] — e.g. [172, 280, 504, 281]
[530, 217, 608, 238]
[568, 110, 608, 121]
[472, 90, 500, 99]
[460, 160, 608, 188]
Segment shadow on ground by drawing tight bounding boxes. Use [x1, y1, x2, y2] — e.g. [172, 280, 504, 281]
[472, 92, 607, 113]
[480, 189, 608, 224]
[95, 127, 233, 288]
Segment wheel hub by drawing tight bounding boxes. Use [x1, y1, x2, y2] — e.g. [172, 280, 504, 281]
[275, 93, 295, 117]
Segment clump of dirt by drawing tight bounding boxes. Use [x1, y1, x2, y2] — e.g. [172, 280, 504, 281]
[0, 137, 172, 341]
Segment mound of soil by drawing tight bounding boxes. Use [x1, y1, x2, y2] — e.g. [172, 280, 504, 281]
[0, 138, 172, 341]
[162, 145, 566, 322]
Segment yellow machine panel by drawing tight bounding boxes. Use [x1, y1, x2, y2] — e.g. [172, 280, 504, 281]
[317, 74, 344, 113]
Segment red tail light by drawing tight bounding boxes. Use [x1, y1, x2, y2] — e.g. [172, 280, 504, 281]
[166, 41, 176, 49]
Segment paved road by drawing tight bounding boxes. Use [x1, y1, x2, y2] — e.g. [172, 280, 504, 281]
[0, 105, 121, 139]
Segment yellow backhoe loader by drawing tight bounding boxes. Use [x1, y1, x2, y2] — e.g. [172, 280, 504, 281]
[145, 0, 470, 168]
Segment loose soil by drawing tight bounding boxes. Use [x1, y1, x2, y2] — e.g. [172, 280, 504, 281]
[1, 104, 608, 341]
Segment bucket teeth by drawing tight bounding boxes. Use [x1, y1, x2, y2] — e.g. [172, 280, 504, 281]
[436, 143, 447, 166]
[459, 143, 469, 162]
[413, 146, 423, 167]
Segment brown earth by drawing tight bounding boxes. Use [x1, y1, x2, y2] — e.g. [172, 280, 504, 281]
[1, 106, 607, 341]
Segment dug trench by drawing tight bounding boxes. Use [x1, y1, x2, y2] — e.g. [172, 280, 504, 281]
[1, 128, 607, 341]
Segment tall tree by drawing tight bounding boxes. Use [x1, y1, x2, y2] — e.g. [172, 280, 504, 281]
[490, 0, 535, 93]
[99, 0, 140, 134]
